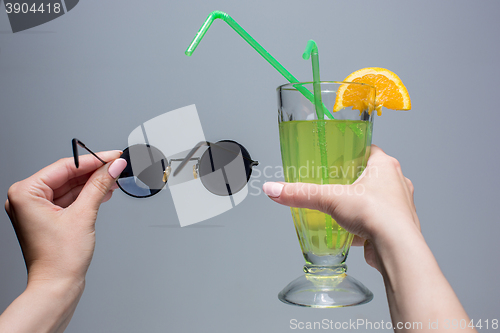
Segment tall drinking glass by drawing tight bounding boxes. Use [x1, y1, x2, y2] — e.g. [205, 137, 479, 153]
[277, 81, 375, 307]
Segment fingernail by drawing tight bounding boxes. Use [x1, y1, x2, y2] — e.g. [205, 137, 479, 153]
[108, 158, 127, 179]
[263, 182, 284, 198]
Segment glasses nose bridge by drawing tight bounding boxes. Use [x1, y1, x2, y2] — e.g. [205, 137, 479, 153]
[166, 157, 201, 182]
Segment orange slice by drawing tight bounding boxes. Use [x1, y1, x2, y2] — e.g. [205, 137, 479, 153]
[333, 67, 411, 116]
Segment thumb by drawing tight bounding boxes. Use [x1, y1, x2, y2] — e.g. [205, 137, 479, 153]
[71, 158, 127, 215]
[262, 182, 346, 216]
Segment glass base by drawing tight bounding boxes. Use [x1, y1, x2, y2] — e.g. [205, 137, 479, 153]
[278, 271, 373, 308]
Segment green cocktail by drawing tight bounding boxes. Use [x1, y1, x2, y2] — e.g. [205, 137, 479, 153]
[279, 119, 372, 259]
[277, 82, 374, 308]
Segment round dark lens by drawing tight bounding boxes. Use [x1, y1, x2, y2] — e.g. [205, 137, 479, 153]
[116, 144, 167, 198]
[198, 140, 253, 196]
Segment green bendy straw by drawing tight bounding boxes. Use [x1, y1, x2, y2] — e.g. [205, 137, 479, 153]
[302, 40, 324, 120]
[185, 10, 334, 119]
[303, 40, 335, 248]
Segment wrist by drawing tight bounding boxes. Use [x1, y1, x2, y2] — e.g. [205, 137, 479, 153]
[369, 216, 423, 253]
[369, 219, 441, 291]
[369, 218, 429, 274]
[26, 261, 88, 292]
[27, 276, 86, 299]
[367, 219, 474, 329]
[0, 275, 86, 333]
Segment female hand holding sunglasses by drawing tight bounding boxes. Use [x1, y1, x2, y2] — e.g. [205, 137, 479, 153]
[1, 150, 127, 333]
[0, 137, 258, 332]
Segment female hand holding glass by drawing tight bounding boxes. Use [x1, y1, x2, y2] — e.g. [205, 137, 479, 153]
[263, 145, 476, 333]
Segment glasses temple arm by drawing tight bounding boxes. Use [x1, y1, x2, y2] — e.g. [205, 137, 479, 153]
[72, 138, 106, 168]
[173, 141, 210, 176]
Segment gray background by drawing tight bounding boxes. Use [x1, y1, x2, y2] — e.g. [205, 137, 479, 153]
[1, 1, 499, 332]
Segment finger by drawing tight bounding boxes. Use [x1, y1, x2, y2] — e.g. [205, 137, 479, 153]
[404, 177, 414, 194]
[351, 145, 391, 186]
[352, 235, 366, 247]
[364, 240, 380, 271]
[53, 172, 92, 200]
[70, 158, 127, 217]
[5, 199, 10, 216]
[101, 190, 113, 203]
[54, 177, 120, 208]
[367, 144, 386, 160]
[53, 184, 85, 208]
[404, 177, 421, 231]
[262, 182, 345, 216]
[35, 150, 122, 191]
[367, 144, 403, 169]
[404, 177, 417, 211]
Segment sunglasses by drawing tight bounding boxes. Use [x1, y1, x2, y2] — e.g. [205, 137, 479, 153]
[72, 138, 258, 198]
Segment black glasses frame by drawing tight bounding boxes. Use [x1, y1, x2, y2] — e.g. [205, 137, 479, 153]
[72, 138, 259, 198]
